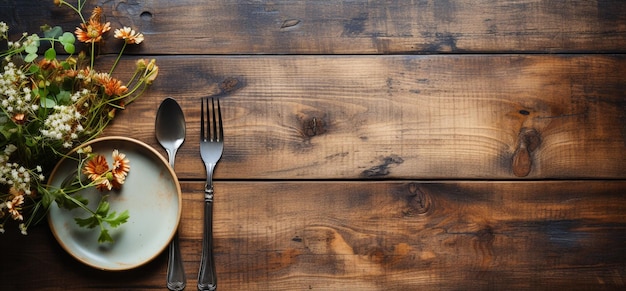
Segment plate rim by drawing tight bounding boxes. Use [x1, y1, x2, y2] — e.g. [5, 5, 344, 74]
[46, 136, 182, 271]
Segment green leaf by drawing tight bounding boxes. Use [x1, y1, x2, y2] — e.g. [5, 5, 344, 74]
[104, 210, 130, 228]
[40, 97, 56, 108]
[44, 26, 63, 39]
[56, 193, 88, 210]
[41, 190, 55, 209]
[95, 200, 110, 216]
[59, 32, 75, 44]
[75, 215, 99, 229]
[25, 44, 38, 54]
[24, 53, 37, 62]
[98, 229, 113, 243]
[44, 47, 56, 60]
[60, 61, 71, 70]
[56, 90, 71, 104]
[28, 65, 40, 74]
[63, 43, 75, 54]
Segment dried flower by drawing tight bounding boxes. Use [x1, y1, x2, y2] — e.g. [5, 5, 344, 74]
[74, 7, 110, 44]
[75, 19, 111, 44]
[144, 59, 159, 84]
[83, 155, 109, 182]
[114, 27, 144, 44]
[95, 73, 128, 96]
[111, 150, 130, 181]
[6, 193, 24, 221]
[82, 151, 131, 191]
[111, 153, 128, 189]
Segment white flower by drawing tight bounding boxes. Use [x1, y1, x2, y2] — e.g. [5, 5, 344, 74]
[0, 22, 8, 35]
[41, 105, 84, 145]
[4, 144, 17, 155]
[0, 62, 33, 117]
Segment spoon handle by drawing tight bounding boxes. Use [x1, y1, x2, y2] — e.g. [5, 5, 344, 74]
[198, 199, 217, 290]
[166, 150, 186, 291]
[166, 233, 186, 290]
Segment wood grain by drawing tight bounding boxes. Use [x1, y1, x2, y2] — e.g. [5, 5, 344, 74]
[98, 54, 626, 179]
[2, 0, 626, 54]
[1, 181, 625, 290]
[2, 0, 626, 290]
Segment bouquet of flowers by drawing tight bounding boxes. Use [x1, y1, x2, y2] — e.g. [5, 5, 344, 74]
[0, 0, 158, 242]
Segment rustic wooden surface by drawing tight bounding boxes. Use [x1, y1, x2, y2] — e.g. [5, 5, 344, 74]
[99, 54, 626, 180]
[1, 0, 626, 290]
[5, 0, 626, 54]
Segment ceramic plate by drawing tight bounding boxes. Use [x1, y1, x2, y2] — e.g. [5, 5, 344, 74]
[47, 136, 181, 271]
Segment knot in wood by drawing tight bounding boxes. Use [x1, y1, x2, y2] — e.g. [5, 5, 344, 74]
[512, 127, 541, 177]
[476, 226, 495, 245]
[219, 77, 241, 93]
[405, 183, 431, 215]
[519, 127, 541, 152]
[303, 116, 326, 137]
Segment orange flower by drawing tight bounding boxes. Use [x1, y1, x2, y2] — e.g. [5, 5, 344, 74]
[83, 154, 112, 191]
[105, 78, 127, 96]
[114, 27, 144, 44]
[38, 58, 61, 70]
[95, 73, 128, 96]
[111, 149, 130, 189]
[63, 69, 79, 78]
[75, 19, 111, 43]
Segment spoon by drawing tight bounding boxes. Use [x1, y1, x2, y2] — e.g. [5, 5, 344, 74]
[155, 97, 187, 291]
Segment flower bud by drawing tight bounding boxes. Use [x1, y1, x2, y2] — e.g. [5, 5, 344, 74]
[77, 145, 92, 154]
[145, 65, 158, 84]
[135, 59, 146, 70]
[146, 59, 156, 71]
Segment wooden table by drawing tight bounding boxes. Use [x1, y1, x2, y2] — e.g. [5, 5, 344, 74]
[2, 1, 626, 290]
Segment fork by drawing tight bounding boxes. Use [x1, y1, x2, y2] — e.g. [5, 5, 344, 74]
[198, 97, 223, 291]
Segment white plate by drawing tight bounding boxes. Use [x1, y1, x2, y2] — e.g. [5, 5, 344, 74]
[47, 136, 182, 271]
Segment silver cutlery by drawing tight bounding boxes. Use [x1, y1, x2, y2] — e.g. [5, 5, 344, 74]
[155, 97, 187, 291]
[198, 98, 223, 291]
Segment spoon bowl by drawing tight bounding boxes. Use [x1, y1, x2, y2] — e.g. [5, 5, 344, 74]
[156, 98, 186, 167]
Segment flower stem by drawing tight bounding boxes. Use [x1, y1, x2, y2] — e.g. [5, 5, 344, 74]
[90, 41, 95, 69]
[109, 42, 127, 75]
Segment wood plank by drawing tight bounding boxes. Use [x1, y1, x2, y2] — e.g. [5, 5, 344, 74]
[1, 181, 625, 290]
[3, 0, 626, 54]
[99, 55, 626, 179]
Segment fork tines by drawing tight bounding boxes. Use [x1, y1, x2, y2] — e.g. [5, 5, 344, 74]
[201, 98, 223, 142]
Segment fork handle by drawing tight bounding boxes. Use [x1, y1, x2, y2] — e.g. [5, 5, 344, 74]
[198, 195, 217, 291]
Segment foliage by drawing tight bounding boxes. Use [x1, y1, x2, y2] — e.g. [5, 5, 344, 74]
[0, 0, 158, 242]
